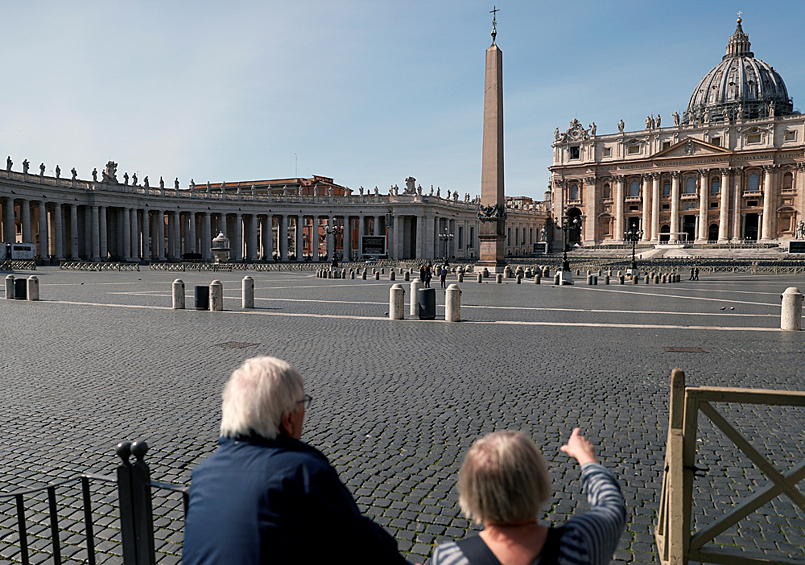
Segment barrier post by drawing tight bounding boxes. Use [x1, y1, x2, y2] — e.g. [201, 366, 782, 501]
[172, 279, 185, 309]
[242, 276, 254, 308]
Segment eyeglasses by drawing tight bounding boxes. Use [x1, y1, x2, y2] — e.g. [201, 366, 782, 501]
[297, 394, 313, 410]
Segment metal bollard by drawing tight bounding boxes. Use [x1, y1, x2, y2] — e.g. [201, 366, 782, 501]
[4, 274, 14, 299]
[458, 272, 464, 283]
[445, 284, 461, 322]
[496, 274, 503, 283]
[587, 274, 593, 285]
[390, 271, 396, 281]
[781, 287, 803, 331]
[362, 271, 367, 280]
[375, 272, 380, 280]
[242, 275, 254, 308]
[209, 280, 223, 311]
[477, 272, 483, 283]
[404, 271, 410, 281]
[410, 278, 423, 316]
[195, 285, 209, 310]
[13, 278, 25, 300]
[27, 275, 39, 301]
[389, 284, 405, 320]
[172, 279, 185, 309]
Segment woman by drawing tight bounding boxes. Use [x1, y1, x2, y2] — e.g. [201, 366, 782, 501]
[431, 429, 625, 565]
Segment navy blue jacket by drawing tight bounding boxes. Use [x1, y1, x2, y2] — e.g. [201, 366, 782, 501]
[183, 434, 410, 565]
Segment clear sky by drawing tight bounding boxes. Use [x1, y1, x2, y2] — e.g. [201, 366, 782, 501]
[3, 1, 804, 201]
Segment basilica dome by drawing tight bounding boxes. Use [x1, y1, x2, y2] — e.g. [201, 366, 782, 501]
[683, 19, 794, 125]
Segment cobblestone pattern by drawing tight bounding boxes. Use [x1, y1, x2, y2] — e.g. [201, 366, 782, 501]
[0, 267, 803, 564]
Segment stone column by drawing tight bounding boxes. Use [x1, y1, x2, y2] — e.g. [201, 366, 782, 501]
[54, 203, 64, 260]
[70, 204, 79, 259]
[21, 199, 31, 243]
[142, 210, 150, 260]
[669, 172, 680, 242]
[311, 217, 319, 261]
[3, 197, 14, 243]
[203, 212, 211, 260]
[696, 170, 708, 242]
[344, 215, 352, 262]
[39, 202, 49, 260]
[219, 212, 227, 240]
[157, 210, 165, 260]
[358, 214, 366, 258]
[613, 176, 624, 243]
[641, 175, 651, 241]
[83, 208, 92, 259]
[295, 216, 303, 261]
[761, 165, 775, 241]
[248, 214, 258, 261]
[91, 205, 100, 261]
[99, 206, 107, 260]
[651, 174, 660, 243]
[234, 212, 243, 261]
[583, 178, 596, 244]
[188, 212, 197, 254]
[278, 214, 287, 259]
[131, 208, 140, 260]
[262, 215, 272, 260]
[327, 215, 335, 259]
[123, 207, 132, 261]
[718, 169, 730, 242]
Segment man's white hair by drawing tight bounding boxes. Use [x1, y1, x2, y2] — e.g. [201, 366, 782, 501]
[220, 356, 304, 440]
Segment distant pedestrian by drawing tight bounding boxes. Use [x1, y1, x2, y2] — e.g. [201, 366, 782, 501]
[689, 267, 695, 281]
[425, 264, 433, 288]
[694, 267, 699, 281]
[440, 266, 448, 289]
[419, 264, 427, 284]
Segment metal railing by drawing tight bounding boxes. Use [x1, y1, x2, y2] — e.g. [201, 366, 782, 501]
[655, 368, 805, 565]
[59, 262, 140, 271]
[0, 440, 187, 565]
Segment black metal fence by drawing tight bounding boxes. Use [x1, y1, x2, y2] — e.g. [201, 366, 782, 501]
[0, 441, 187, 565]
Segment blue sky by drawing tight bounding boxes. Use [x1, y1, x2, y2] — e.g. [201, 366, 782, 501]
[3, 1, 804, 200]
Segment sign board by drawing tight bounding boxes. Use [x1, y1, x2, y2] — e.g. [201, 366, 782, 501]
[532, 242, 548, 255]
[360, 235, 386, 256]
[788, 240, 805, 254]
[11, 243, 36, 259]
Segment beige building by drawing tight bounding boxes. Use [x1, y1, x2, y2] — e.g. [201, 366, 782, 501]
[549, 18, 804, 246]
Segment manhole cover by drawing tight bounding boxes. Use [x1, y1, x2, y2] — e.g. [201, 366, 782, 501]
[216, 342, 259, 349]
[663, 347, 709, 353]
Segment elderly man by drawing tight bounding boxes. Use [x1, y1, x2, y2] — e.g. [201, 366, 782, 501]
[183, 356, 411, 565]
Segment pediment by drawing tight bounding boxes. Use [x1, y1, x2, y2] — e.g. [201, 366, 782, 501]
[654, 138, 732, 158]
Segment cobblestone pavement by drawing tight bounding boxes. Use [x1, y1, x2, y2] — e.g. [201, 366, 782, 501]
[0, 267, 804, 564]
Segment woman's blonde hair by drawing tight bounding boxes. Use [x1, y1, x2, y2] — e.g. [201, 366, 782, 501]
[458, 431, 551, 524]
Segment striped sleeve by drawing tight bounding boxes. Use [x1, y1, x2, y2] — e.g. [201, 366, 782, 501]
[557, 463, 627, 565]
[430, 541, 469, 565]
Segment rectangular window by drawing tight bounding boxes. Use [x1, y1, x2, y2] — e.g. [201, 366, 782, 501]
[458, 226, 463, 249]
[627, 145, 640, 155]
[711, 137, 721, 146]
[785, 131, 796, 141]
[629, 205, 639, 211]
[522, 228, 526, 245]
[514, 229, 518, 246]
[711, 179, 719, 194]
[569, 146, 580, 159]
[662, 141, 671, 150]
[663, 182, 671, 196]
[530, 228, 533, 244]
[507, 228, 511, 243]
[468, 227, 474, 248]
[747, 134, 762, 144]
[603, 147, 612, 157]
[662, 204, 670, 210]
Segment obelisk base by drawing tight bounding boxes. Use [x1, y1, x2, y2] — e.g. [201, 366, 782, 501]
[476, 234, 507, 273]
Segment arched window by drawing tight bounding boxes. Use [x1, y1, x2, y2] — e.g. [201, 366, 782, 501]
[711, 178, 720, 194]
[783, 172, 793, 190]
[663, 182, 671, 197]
[570, 183, 579, 200]
[685, 177, 696, 194]
[603, 184, 611, 200]
[748, 173, 760, 192]
[629, 180, 640, 197]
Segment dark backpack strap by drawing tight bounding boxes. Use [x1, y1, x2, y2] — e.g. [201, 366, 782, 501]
[455, 535, 504, 565]
[536, 526, 565, 565]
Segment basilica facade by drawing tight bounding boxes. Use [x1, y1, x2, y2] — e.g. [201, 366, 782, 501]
[549, 18, 805, 246]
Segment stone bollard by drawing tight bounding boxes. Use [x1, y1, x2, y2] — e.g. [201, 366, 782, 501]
[587, 274, 593, 285]
[4, 274, 14, 299]
[445, 284, 461, 322]
[209, 280, 223, 311]
[661, 274, 667, 283]
[342, 269, 347, 279]
[351, 270, 355, 279]
[404, 271, 410, 281]
[575, 269, 580, 276]
[496, 274, 503, 283]
[374, 272, 380, 280]
[632, 274, 639, 285]
[781, 287, 803, 331]
[644, 274, 650, 284]
[362, 271, 367, 280]
[516, 274, 522, 284]
[619, 275, 625, 284]
[389, 284, 405, 320]
[172, 279, 185, 309]
[534, 273, 541, 284]
[242, 275, 254, 308]
[381, 267, 385, 275]
[604, 275, 610, 285]
[483, 267, 489, 278]
[390, 271, 396, 281]
[477, 272, 483, 283]
[653, 275, 659, 284]
[458, 272, 464, 283]
[543, 267, 550, 278]
[27, 275, 39, 301]
[554, 273, 560, 285]
[410, 278, 423, 316]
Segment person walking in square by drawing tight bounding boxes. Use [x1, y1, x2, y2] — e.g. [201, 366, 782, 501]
[440, 265, 448, 289]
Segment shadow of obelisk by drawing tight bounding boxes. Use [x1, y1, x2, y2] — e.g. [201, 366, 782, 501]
[476, 11, 507, 274]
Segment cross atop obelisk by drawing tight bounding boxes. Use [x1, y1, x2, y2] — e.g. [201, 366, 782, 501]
[477, 8, 507, 272]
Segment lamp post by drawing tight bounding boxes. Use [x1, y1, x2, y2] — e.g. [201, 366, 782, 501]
[624, 226, 643, 270]
[324, 224, 343, 265]
[438, 229, 454, 264]
[555, 213, 582, 272]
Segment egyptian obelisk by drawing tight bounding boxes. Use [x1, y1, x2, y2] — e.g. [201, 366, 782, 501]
[477, 7, 506, 273]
